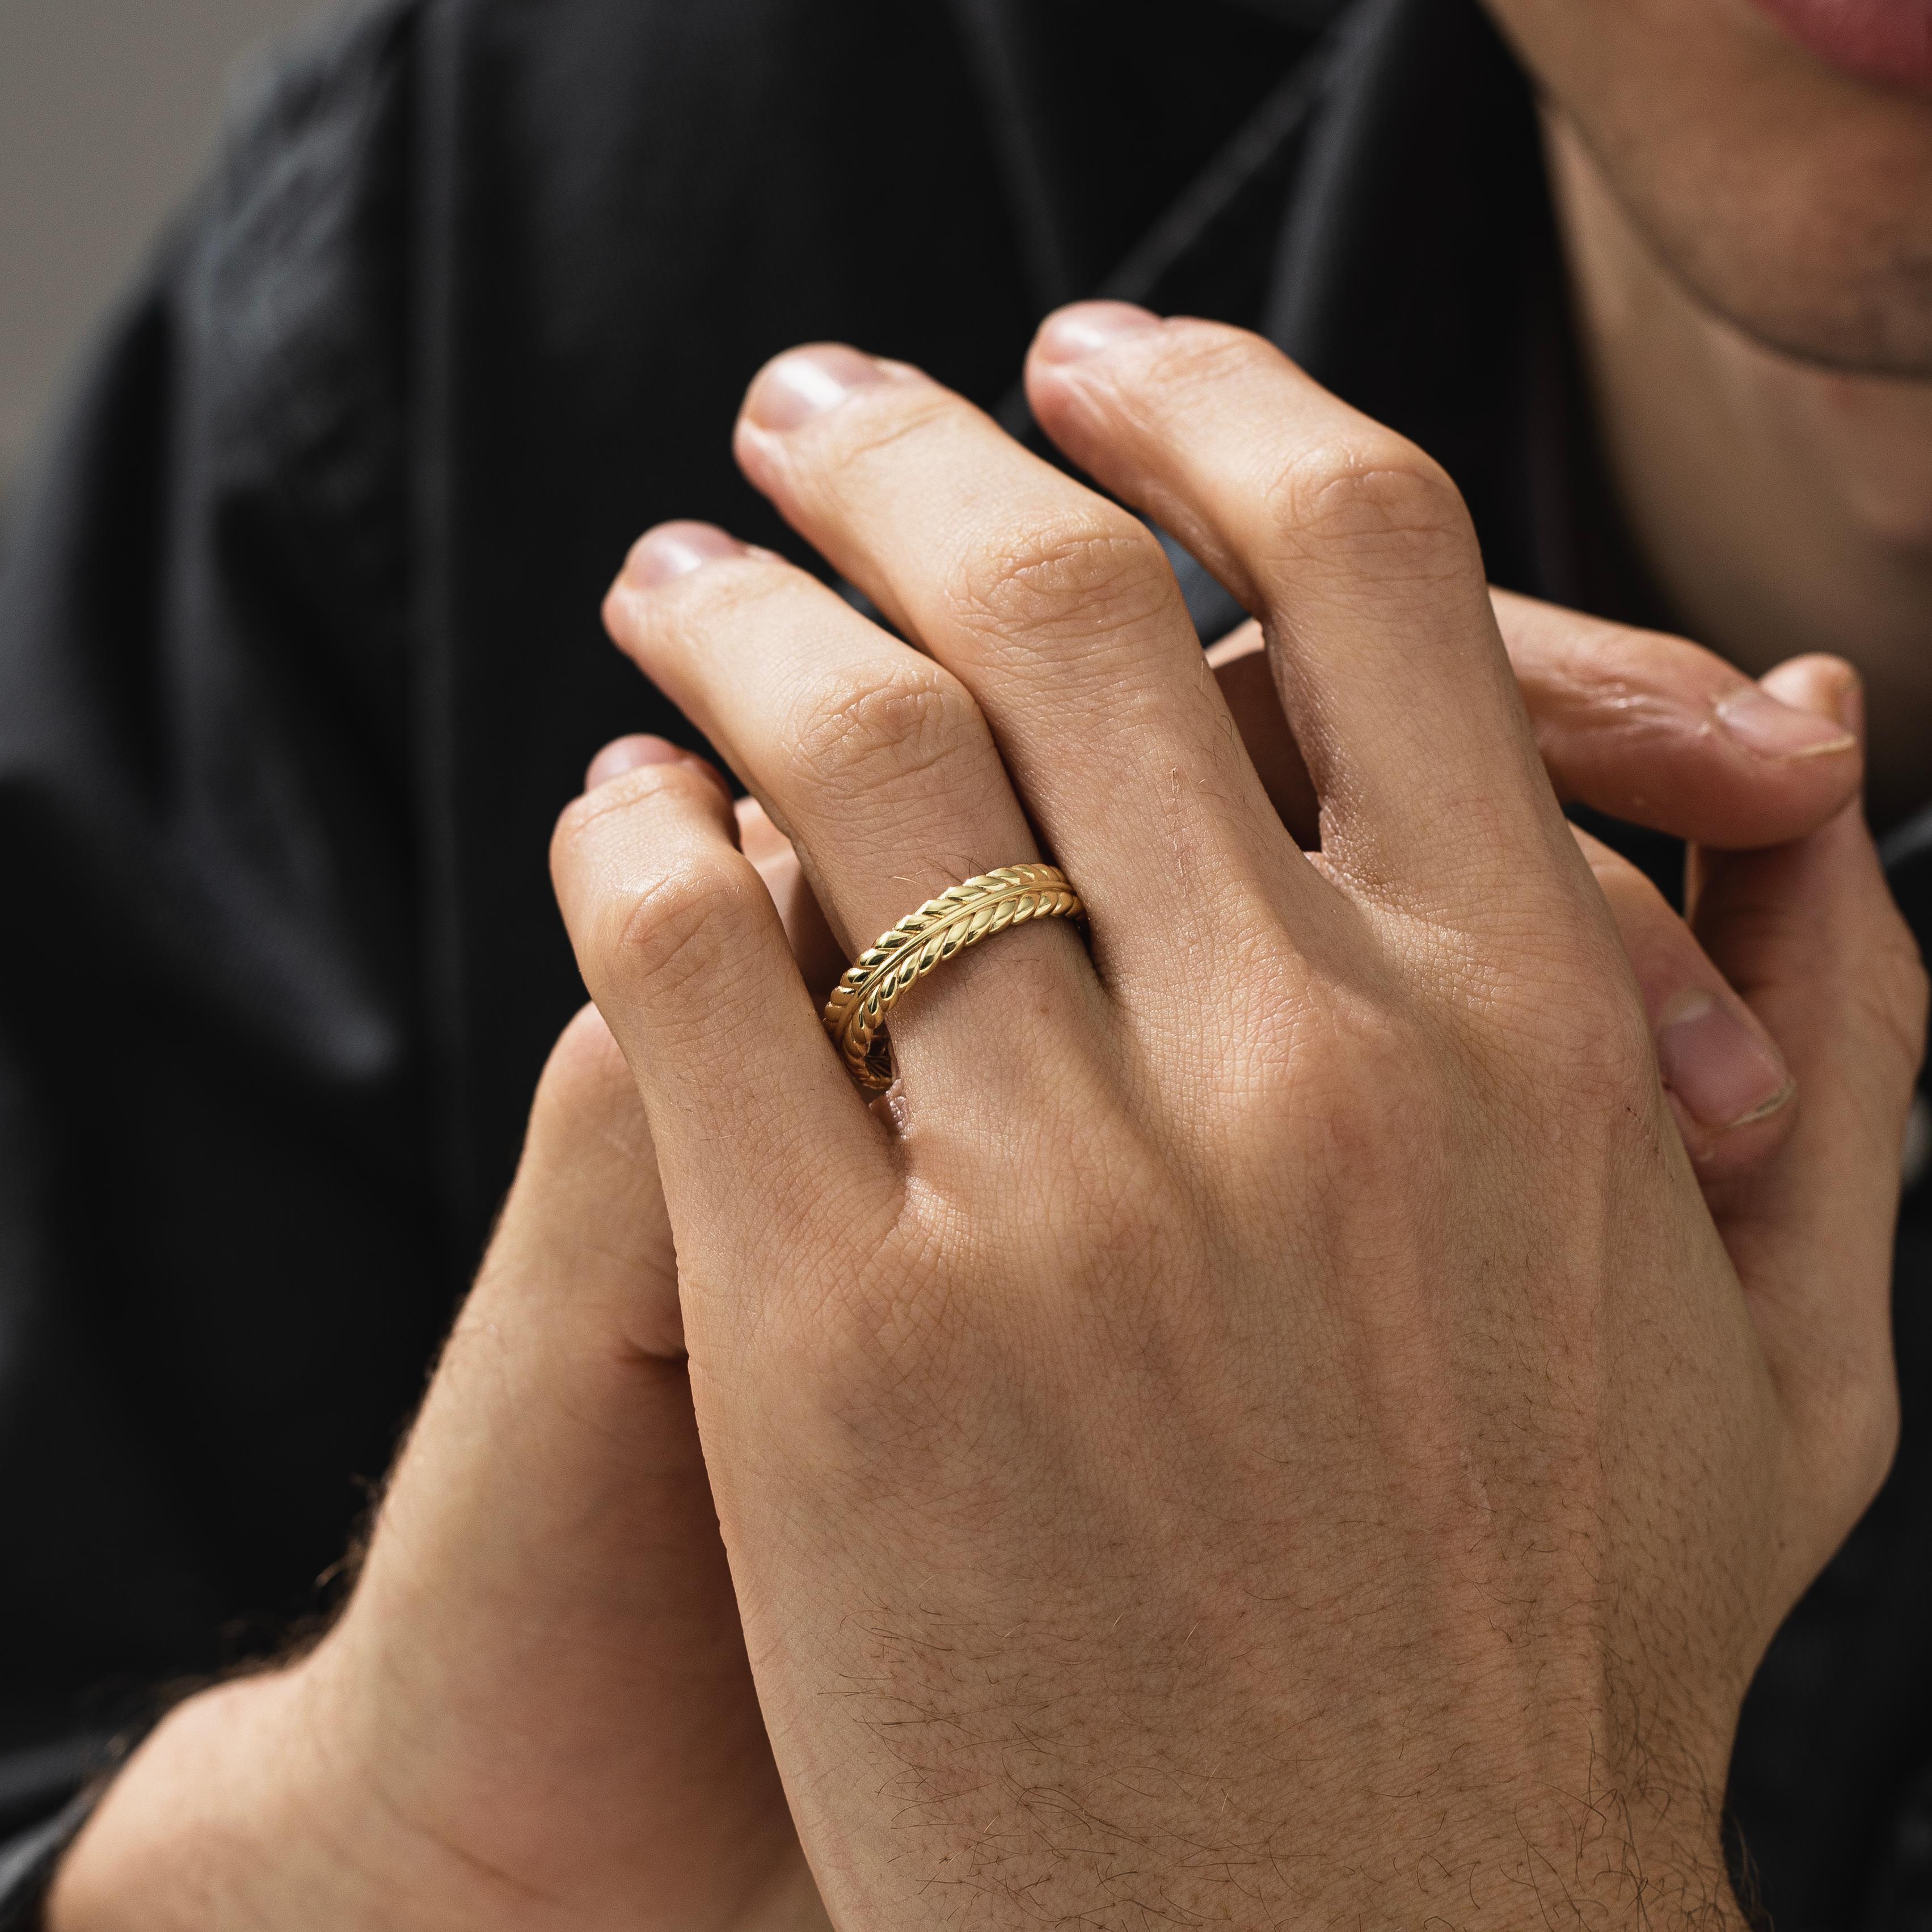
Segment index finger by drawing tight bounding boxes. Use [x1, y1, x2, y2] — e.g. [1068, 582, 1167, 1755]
[1492, 591, 1859, 850]
[1209, 598, 1862, 851]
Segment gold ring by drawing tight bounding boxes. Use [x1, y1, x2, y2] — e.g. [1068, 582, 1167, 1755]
[822, 864, 1085, 1091]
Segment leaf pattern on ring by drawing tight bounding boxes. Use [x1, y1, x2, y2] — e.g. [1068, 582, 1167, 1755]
[821, 865, 1085, 1091]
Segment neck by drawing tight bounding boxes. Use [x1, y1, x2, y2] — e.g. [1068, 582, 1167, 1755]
[1544, 113, 1932, 832]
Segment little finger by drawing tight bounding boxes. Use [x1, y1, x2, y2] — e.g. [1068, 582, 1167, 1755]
[1688, 661, 1927, 1548]
[550, 751, 884, 1267]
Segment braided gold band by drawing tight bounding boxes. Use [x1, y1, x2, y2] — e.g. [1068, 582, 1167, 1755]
[822, 864, 1085, 1091]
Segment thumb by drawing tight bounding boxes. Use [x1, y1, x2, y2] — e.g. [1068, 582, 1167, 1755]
[1690, 659, 1929, 1562]
[346, 994, 732, 1693]
[306, 997, 808, 1921]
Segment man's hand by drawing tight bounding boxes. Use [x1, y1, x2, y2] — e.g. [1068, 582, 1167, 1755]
[740, 581, 1861, 1183]
[551, 306, 1924, 1930]
[48, 892, 830, 1930]
[46, 310, 1883, 1929]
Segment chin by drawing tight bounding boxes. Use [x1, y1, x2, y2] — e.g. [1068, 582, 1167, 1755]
[1486, 0, 1932, 375]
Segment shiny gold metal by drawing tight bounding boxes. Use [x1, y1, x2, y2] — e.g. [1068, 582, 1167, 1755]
[822, 864, 1085, 1090]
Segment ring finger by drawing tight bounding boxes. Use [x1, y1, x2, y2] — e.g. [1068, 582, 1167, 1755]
[602, 521, 1103, 1106]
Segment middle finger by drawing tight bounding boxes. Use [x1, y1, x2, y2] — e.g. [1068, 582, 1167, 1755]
[731, 345, 1330, 969]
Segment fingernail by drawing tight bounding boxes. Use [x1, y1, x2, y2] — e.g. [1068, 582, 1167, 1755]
[625, 521, 746, 588]
[1033, 301, 1163, 364]
[1656, 990, 1795, 1130]
[585, 735, 684, 789]
[584, 735, 729, 798]
[1714, 686, 1857, 760]
[743, 344, 888, 431]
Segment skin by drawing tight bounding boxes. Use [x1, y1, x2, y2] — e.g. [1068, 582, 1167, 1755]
[573, 321, 1917, 1927]
[47, 1, 1932, 1924]
[1541, 116, 1932, 830]
[48, 317, 1917, 1930]
[1478, 0, 1932, 822]
[1478, 0, 1932, 373]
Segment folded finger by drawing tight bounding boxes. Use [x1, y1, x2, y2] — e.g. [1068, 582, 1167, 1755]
[582, 737, 846, 997]
[492, 1002, 687, 1357]
[1573, 826, 1795, 1180]
[1494, 592, 1859, 848]
[584, 733, 737, 805]
[1209, 605, 1862, 854]
[1689, 660, 1927, 1542]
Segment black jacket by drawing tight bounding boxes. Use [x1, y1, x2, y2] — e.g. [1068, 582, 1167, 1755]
[2, 0, 1929, 1922]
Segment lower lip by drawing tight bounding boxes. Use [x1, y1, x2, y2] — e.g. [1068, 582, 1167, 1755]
[1745, 0, 1932, 94]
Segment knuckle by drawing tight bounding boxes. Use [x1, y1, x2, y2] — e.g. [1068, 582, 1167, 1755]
[1853, 1381, 1904, 1511]
[609, 851, 762, 999]
[1234, 989, 1448, 1167]
[1816, 1370, 1903, 1528]
[1583, 1010, 1664, 1125]
[1540, 996, 1660, 1136]
[1279, 1008, 1469, 1216]
[943, 509, 1178, 652]
[1824, 891, 1932, 1082]
[783, 659, 986, 806]
[1867, 920, 1931, 1070]
[768, 1225, 977, 1429]
[1268, 432, 1476, 579]
[551, 779, 641, 890]
[1551, 956, 1659, 1091]
[1463, 911, 1658, 1108]
[552, 785, 609, 863]
[1851, 984, 1929, 1095]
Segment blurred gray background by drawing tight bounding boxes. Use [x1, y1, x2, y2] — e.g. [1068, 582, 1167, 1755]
[1, 0, 323, 516]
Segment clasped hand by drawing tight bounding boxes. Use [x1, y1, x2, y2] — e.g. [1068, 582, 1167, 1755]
[51, 306, 1926, 1932]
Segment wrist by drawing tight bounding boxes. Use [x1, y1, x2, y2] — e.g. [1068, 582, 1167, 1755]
[45, 1636, 672, 1932]
[45, 1661, 351, 1932]
[41, 1646, 483, 1932]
